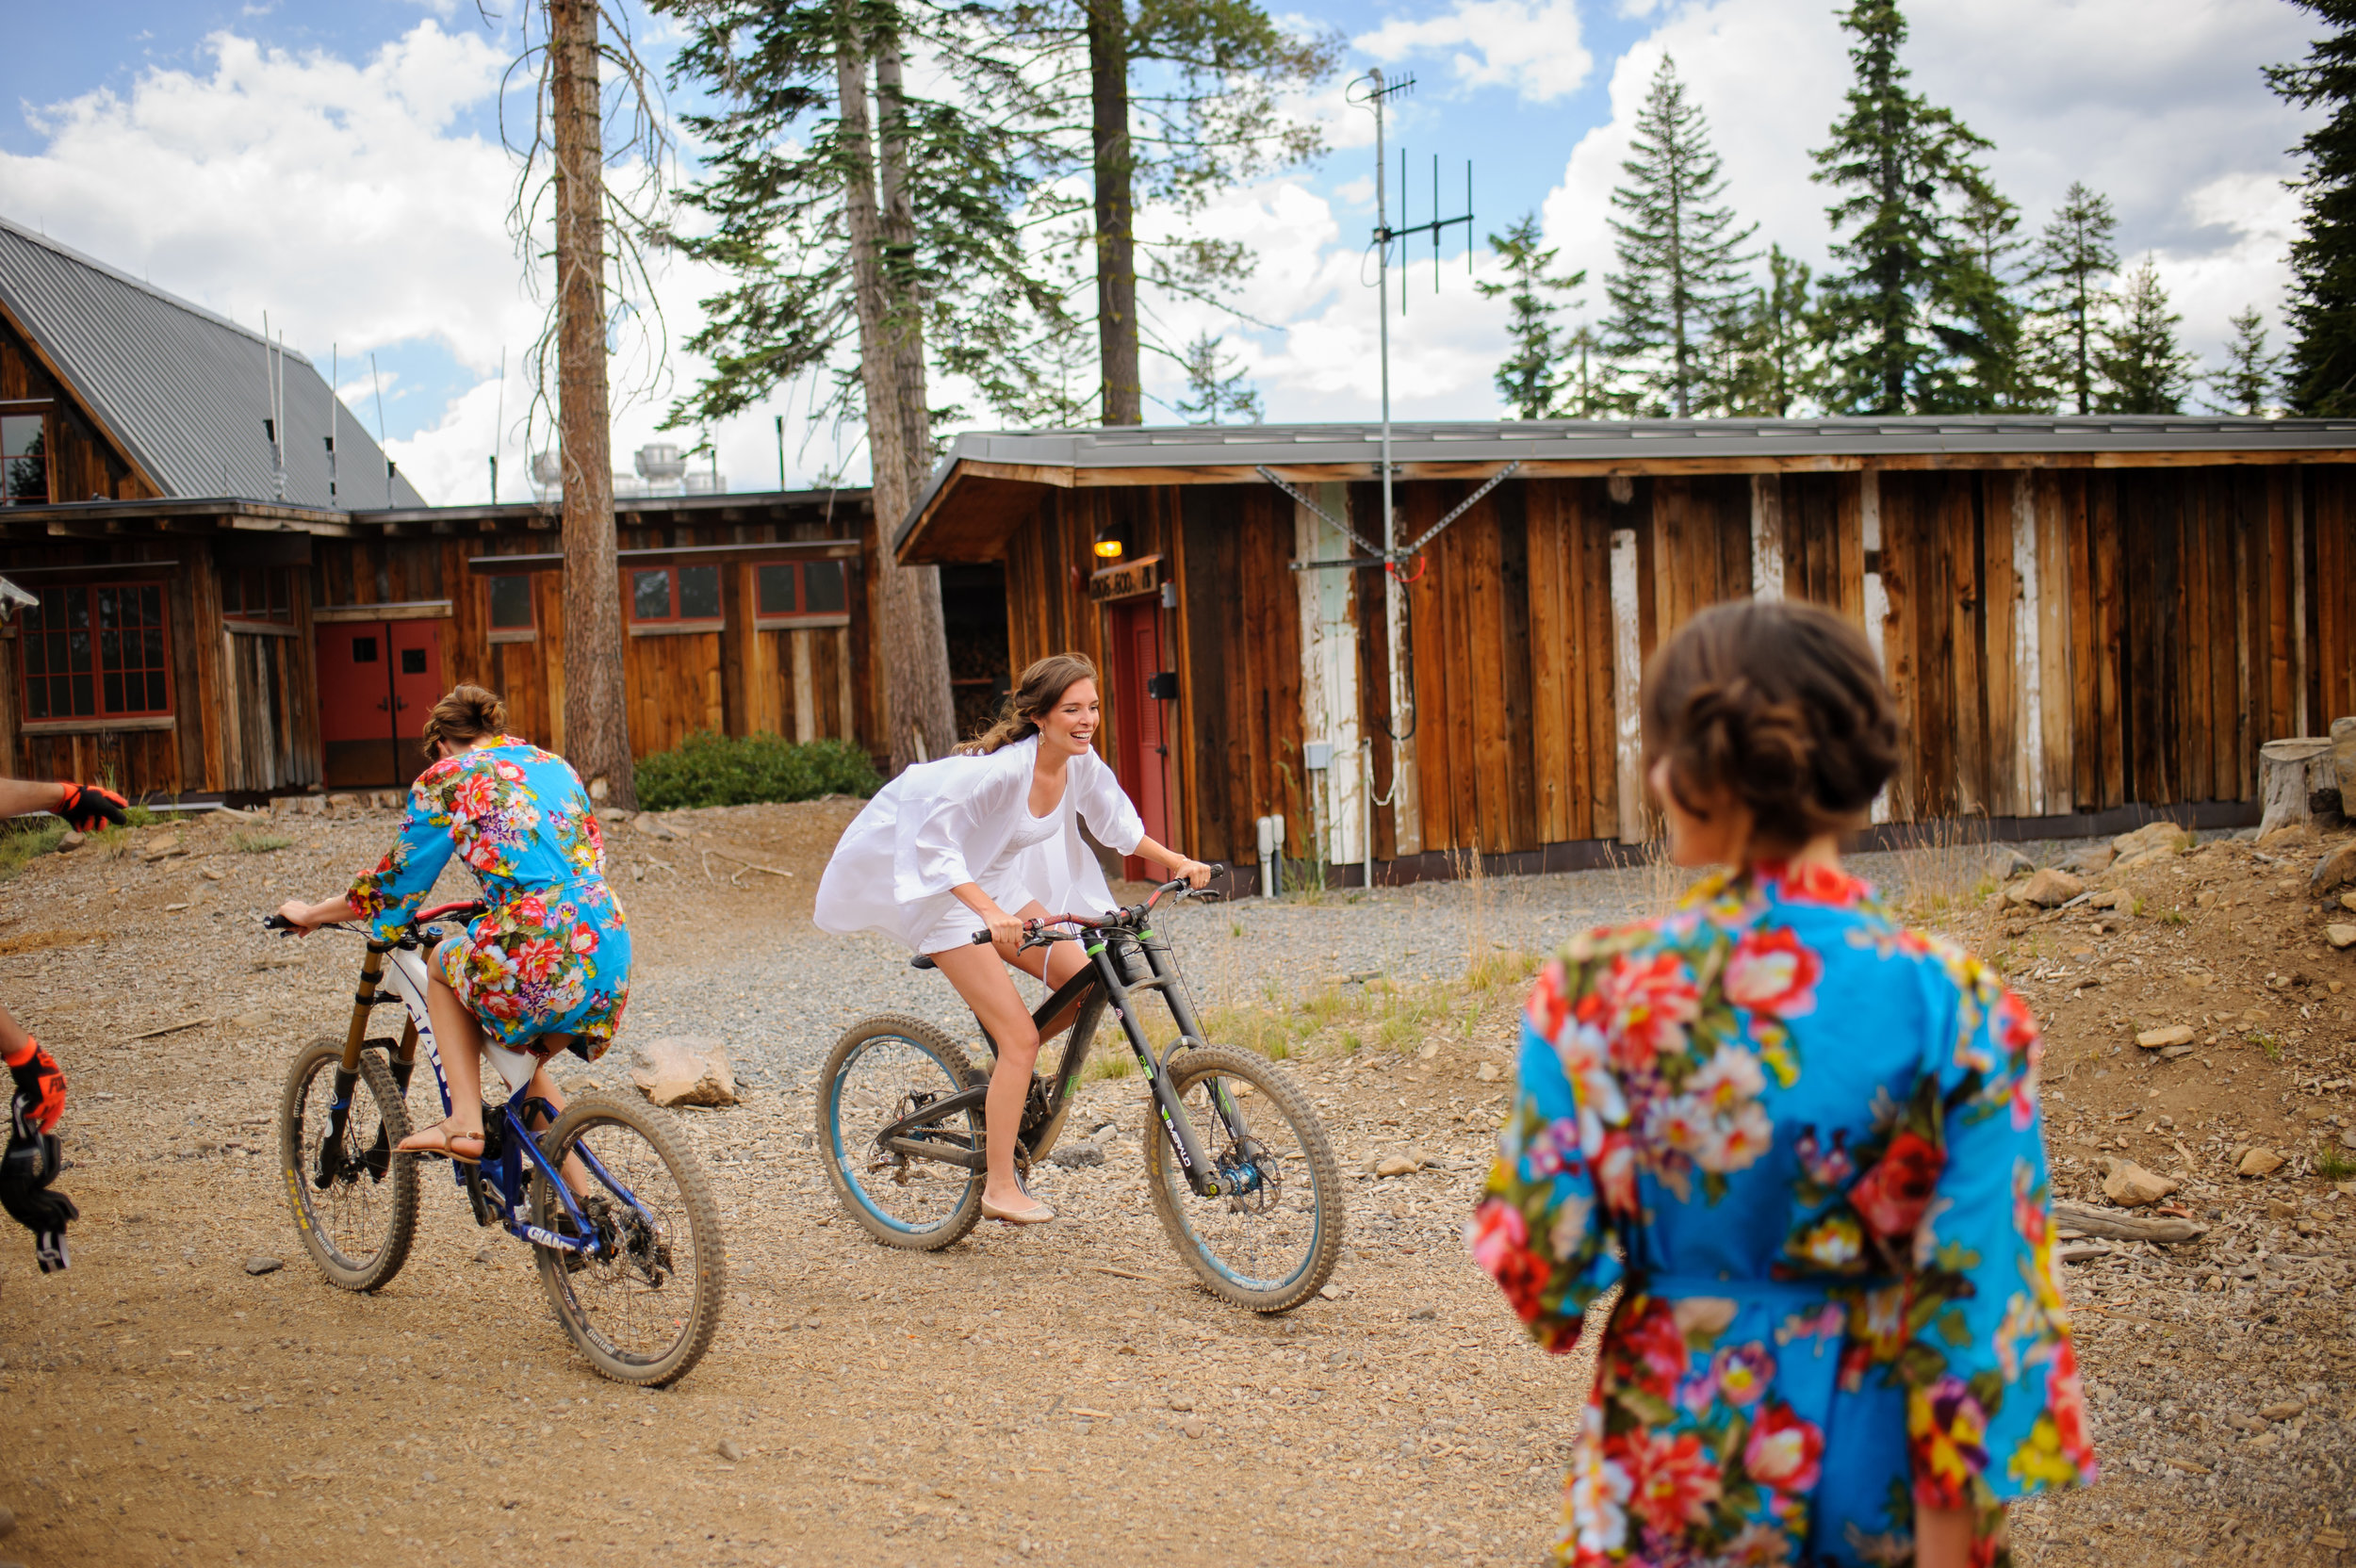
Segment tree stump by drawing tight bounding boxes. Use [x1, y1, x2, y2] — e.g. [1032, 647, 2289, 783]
[2334, 716, 2356, 816]
[2258, 738, 2342, 837]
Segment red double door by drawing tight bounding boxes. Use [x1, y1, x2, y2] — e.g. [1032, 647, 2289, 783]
[317, 620, 445, 788]
[1104, 597, 1170, 882]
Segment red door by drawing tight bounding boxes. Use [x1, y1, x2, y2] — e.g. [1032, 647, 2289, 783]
[1104, 598, 1170, 881]
[316, 620, 445, 788]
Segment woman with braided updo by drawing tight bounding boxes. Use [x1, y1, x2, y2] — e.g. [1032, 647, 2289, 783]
[1472, 601, 2095, 1568]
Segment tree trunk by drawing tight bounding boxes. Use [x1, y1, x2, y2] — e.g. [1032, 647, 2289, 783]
[548, 0, 633, 808]
[838, 15, 956, 771]
[1088, 0, 1140, 425]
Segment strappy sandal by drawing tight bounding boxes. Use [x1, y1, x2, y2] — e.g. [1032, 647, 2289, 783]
[395, 1122, 485, 1164]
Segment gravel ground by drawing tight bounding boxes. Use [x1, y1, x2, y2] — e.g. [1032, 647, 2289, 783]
[3, 798, 2346, 1568]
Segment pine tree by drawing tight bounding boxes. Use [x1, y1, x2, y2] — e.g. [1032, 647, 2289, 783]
[1602, 56, 1756, 416]
[2204, 306, 2283, 416]
[1475, 212, 1586, 418]
[1809, 0, 1998, 414]
[1559, 324, 1614, 418]
[2269, 1, 2356, 411]
[1719, 245, 1817, 416]
[1929, 188, 2033, 411]
[2026, 182, 2119, 415]
[2096, 256, 2196, 414]
[1171, 332, 1262, 423]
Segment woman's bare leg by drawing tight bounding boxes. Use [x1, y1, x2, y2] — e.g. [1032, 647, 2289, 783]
[520, 1060, 593, 1196]
[402, 939, 485, 1150]
[931, 941, 1051, 1212]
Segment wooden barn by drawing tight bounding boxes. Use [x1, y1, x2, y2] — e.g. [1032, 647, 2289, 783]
[899, 418, 2356, 887]
[0, 212, 888, 800]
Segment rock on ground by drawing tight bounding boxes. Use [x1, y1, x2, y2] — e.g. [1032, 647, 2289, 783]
[630, 1035, 738, 1107]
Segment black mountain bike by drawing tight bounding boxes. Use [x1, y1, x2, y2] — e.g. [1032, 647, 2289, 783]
[816, 873, 1344, 1313]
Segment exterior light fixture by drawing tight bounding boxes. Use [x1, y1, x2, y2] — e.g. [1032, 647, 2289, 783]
[1093, 520, 1127, 560]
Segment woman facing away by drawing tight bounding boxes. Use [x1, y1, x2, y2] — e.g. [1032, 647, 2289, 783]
[1472, 601, 2094, 1568]
[273, 685, 631, 1163]
[814, 653, 1210, 1226]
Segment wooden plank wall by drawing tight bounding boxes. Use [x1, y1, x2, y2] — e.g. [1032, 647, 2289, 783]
[2311, 467, 2356, 728]
[0, 314, 155, 503]
[1170, 485, 1301, 866]
[1523, 479, 1621, 845]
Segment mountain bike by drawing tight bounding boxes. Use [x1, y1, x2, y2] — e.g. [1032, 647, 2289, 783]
[817, 872, 1345, 1314]
[265, 900, 725, 1386]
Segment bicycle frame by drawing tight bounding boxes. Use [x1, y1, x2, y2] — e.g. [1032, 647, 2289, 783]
[322, 919, 646, 1258]
[878, 907, 1258, 1200]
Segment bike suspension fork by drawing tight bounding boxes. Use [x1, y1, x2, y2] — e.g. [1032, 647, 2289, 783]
[1095, 935, 1218, 1196]
[325, 942, 389, 1149]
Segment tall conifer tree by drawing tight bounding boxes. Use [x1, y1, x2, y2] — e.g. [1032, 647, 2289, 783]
[2268, 1, 2356, 412]
[2204, 306, 2283, 416]
[1932, 188, 2033, 410]
[2025, 183, 2119, 416]
[1809, 0, 1997, 414]
[1477, 213, 1586, 418]
[1602, 57, 1755, 416]
[1717, 246, 1817, 416]
[2096, 256, 2196, 415]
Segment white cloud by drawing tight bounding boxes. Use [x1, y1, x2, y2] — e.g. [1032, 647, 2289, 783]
[1530, 0, 2315, 375]
[1353, 0, 1595, 104]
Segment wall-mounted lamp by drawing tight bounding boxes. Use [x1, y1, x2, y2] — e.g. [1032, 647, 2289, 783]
[1093, 520, 1128, 561]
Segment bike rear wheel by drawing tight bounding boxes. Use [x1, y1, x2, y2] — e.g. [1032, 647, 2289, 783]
[1143, 1045, 1344, 1314]
[817, 1014, 986, 1251]
[528, 1092, 725, 1388]
[277, 1037, 418, 1292]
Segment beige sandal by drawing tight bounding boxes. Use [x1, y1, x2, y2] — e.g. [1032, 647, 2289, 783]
[980, 1194, 1056, 1225]
[396, 1122, 485, 1164]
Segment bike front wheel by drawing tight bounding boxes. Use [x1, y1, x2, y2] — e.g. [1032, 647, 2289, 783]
[276, 1037, 418, 1293]
[1142, 1044, 1345, 1313]
[817, 1014, 987, 1251]
[528, 1092, 726, 1388]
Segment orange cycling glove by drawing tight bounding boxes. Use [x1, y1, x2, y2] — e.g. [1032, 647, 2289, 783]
[57, 782, 127, 832]
[5, 1037, 64, 1135]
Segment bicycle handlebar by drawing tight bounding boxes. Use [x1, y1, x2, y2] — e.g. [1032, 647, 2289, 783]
[966, 863, 1230, 950]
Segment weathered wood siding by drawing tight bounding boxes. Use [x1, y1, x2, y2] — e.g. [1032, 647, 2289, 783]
[0, 312, 157, 503]
[988, 464, 2354, 874]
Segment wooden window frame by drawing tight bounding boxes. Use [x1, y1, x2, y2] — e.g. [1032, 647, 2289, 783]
[220, 564, 296, 625]
[0, 401, 51, 509]
[623, 564, 723, 634]
[484, 573, 538, 645]
[751, 559, 853, 630]
[18, 580, 174, 727]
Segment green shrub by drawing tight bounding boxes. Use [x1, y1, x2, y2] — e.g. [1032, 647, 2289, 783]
[234, 831, 294, 854]
[634, 732, 883, 812]
[0, 818, 65, 884]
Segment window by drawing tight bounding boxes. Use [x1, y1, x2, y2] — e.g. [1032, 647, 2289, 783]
[755, 560, 849, 622]
[400, 647, 428, 675]
[21, 583, 171, 722]
[352, 636, 379, 663]
[486, 574, 535, 631]
[626, 564, 722, 625]
[220, 566, 292, 623]
[1, 411, 46, 506]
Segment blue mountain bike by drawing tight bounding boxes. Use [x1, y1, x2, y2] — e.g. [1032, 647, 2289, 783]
[267, 900, 724, 1386]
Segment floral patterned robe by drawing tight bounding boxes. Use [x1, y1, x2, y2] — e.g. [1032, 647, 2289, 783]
[349, 739, 630, 1057]
[1471, 863, 2094, 1568]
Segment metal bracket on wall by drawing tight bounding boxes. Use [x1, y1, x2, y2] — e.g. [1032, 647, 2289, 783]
[1264, 461, 1522, 571]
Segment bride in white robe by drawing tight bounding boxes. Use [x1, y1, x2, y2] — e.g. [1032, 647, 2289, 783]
[815, 653, 1210, 1225]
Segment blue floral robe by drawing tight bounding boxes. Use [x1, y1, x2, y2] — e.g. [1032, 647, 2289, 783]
[1471, 862, 2095, 1568]
[349, 739, 630, 1056]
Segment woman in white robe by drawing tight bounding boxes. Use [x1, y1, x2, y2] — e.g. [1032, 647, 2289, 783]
[815, 653, 1210, 1224]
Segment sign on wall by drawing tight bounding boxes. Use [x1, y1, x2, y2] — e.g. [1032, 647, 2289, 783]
[1088, 553, 1162, 602]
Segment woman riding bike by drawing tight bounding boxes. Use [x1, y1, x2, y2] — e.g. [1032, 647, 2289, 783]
[272, 685, 630, 1165]
[815, 652, 1209, 1226]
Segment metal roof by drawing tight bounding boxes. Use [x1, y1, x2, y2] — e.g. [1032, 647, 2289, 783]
[898, 414, 2356, 557]
[0, 214, 425, 508]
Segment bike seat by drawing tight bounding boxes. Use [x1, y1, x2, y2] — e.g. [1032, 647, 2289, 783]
[908, 953, 937, 971]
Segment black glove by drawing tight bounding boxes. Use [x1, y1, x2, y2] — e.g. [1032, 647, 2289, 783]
[56, 781, 127, 833]
[1, 1094, 74, 1273]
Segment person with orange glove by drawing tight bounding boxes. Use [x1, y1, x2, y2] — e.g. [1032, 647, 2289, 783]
[0, 776, 114, 1274]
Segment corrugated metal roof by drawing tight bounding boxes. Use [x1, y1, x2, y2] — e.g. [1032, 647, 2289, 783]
[0, 214, 425, 508]
[901, 414, 2356, 553]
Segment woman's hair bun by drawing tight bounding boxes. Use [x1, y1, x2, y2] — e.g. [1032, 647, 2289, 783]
[420, 683, 510, 761]
[1641, 600, 1898, 849]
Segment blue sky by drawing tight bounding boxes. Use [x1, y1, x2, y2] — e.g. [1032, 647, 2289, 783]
[0, 1, 2321, 503]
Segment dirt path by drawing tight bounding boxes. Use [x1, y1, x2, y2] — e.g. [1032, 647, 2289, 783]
[0, 805, 2349, 1568]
